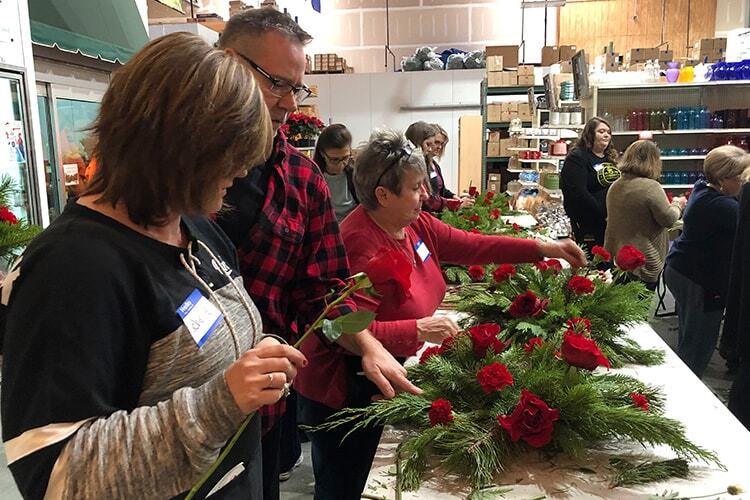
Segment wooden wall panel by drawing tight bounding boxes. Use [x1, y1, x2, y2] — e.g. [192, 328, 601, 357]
[558, 0, 717, 61]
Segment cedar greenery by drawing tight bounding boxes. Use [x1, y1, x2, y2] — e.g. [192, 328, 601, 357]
[314, 327, 720, 492]
[0, 176, 41, 263]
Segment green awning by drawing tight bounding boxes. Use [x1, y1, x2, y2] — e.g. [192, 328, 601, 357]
[29, 0, 148, 64]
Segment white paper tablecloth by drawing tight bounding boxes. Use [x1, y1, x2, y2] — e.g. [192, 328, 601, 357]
[364, 321, 749, 499]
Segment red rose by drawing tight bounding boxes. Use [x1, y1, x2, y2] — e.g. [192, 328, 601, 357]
[508, 290, 549, 318]
[615, 245, 646, 271]
[591, 245, 611, 262]
[512, 223, 521, 232]
[497, 388, 560, 448]
[534, 261, 549, 272]
[468, 265, 486, 282]
[428, 399, 454, 426]
[468, 186, 478, 197]
[441, 334, 457, 351]
[566, 317, 592, 333]
[476, 362, 514, 394]
[469, 214, 481, 223]
[490, 208, 501, 219]
[469, 228, 482, 234]
[419, 345, 443, 364]
[524, 337, 544, 353]
[545, 259, 562, 273]
[365, 247, 413, 305]
[567, 276, 595, 295]
[630, 392, 650, 412]
[469, 323, 507, 358]
[561, 331, 610, 370]
[485, 191, 495, 200]
[492, 264, 516, 283]
[0, 207, 18, 224]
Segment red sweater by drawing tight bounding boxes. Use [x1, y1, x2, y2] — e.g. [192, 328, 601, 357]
[295, 206, 540, 409]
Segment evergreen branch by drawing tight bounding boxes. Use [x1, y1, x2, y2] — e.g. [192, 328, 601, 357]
[608, 457, 689, 488]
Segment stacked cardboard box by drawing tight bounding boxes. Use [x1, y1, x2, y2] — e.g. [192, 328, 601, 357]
[625, 47, 659, 65]
[541, 45, 577, 66]
[517, 65, 534, 87]
[486, 56, 504, 87]
[692, 38, 726, 62]
[313, 53, 349, 73]
[486, 45, 519, 68]
[487, 102, 533, 123]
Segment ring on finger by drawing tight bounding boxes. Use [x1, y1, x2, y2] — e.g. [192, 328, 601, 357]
[268, 373, 274, 387]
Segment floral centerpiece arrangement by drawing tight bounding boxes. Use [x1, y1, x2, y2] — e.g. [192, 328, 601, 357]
[314, 247, 720, 493]
[280, 112, 325, 147]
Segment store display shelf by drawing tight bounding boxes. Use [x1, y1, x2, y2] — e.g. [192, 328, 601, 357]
[507, 147, 539, 152]
[660, 155, 706, 160]
[559, 100, 580, 105]
[661, 184, 693, 189]
[517, 158, 562, 164]
[516, 135, 563, 140]
[487, 85, 544, 96]
[487, 121, 531, 128]
[541, 186, 563, 196]
[613, 128, 750, 136]
[507, 167, 537, 173]
[486, 156, 511, 162]
[543, 124, 585, 130]
[518, 180, 539, 187]
[596, 80, 750, 91]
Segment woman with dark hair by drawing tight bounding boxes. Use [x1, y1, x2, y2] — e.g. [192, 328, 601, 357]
[314, 123, 358, 221]
[405, 121, 473, 213]
[0, 33, 306, 499]
[560, 116, 621, 253]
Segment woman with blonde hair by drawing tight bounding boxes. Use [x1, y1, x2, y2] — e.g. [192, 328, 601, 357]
[1, 33, 306, 499]
[665, 145, 750, 377]
[604, 140, 686, 290]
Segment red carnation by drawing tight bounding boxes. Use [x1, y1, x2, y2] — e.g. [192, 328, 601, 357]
[508, 290, 548, 318]
[561, 331, 610, 370]
[591, 245, 611, 262]
[0, 207, 18, 225]
[630, 392, 650, 412]
[524, 337, 544, 353]
[440, 334, 457, 351]
[512, 223, 521, 232]
[476, 362, 514, 394]
[490, 208, 502, 219]
[468, 265, 486, 282]
[365, 247, 413, 305]
[469, 228, 482, 234]
[469, 214, 481, 224]
[428, 399, 454, 426]
[545, 259, 562, 273]
[534, 261, 549, 272]
[615, 245, 646, 272]
[469, 323, 507, 358]
[567, 276, 595, 295]
[497, 389, 560, 448]
[492, 264, 516, 283]
[566, 317, 592, 333]
[419, 345, 443, 364]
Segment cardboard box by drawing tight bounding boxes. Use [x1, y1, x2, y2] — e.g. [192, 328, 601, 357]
[488, 72, 504, 87]
[715, 37, 727, 50]
[487, 103, 503, 122]
[487, 174, 501, 192]
[507, 101, 519, 112]
[517, 64, 534, 76]
[659, 50, 674, 62]
[694, 38, 714, 51]
[519, 104, 533, 121]
[559, 60, 573, 73]
[487, 142, 501, 157]
[487, 55, 504, 72]
[499, 138, 513, 157]
[558, 45, 578, 61]
[518, 75, 535, 86]
[486, 45, 519, 69]
[627, 47, 659, 64]
[488, 131, 501, 142]
[503, 71, 518, 86]
[541, 46, 559, 66]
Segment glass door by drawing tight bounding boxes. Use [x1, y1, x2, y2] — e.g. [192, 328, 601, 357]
[36, 84, 62, 221]
[53, 97, 99, 205]
[0, 73, 36, 223]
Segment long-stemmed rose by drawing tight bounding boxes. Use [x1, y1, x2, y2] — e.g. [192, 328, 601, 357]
[365, 247, 413, 305]
[469, 323, 507, 358]
[561, 331, 610, 370]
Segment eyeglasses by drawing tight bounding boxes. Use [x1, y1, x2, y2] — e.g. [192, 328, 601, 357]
[235, 52, 312, 103]
[323, 152, 352, 165]
[374, 145, 414, 188]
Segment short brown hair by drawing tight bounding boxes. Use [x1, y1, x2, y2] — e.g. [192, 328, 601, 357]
[618, 140, 662, 180]
[219, 8, 312, 49]
[86, 33, 272, 226]
[404, 121, 439, 149]
[703, 145, 750, 184]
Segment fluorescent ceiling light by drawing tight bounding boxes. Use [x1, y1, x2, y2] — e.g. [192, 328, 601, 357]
[521, 0, 566, 8]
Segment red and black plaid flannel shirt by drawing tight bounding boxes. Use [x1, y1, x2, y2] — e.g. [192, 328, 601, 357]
[217, 132, 354, 432]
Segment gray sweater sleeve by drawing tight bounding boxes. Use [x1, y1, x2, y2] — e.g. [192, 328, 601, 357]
[61, 372, 246, 499]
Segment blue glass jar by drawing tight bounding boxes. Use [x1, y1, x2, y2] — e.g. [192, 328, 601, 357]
[680, 171, 690, 184]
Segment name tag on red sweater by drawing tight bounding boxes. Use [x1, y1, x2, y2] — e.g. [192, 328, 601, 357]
[415, 239, 431, 262]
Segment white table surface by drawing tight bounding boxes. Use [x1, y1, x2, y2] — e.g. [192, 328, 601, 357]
[364, 321, 749, 499]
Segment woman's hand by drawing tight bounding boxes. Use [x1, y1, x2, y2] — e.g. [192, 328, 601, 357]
[224, 337, 307, 414]
[459, 197, 475, 209]
[537, 238, 588, 269]
[672, 196, 687, 210]
[417, 316, 459, 344]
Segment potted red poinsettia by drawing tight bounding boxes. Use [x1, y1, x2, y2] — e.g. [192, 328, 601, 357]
[280, 112, 325, 147]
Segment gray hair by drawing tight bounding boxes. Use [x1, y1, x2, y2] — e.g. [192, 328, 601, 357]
[219, 8, 312, 49]
[703, 145, 750, 184]
[354, 128, 428, 210]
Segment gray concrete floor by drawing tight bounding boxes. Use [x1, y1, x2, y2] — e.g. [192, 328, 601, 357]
[0, 289, 737, 499]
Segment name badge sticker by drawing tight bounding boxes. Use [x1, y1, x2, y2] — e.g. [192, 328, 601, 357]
[177, 289, 224, 347]
[430, 170, 438, 179]
[414, 239, 431, 262]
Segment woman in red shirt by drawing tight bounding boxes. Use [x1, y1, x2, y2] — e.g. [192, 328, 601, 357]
[296, 128, 586, 500]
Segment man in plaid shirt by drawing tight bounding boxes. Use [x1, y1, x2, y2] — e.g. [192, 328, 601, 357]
[216, 9, 420, 500]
